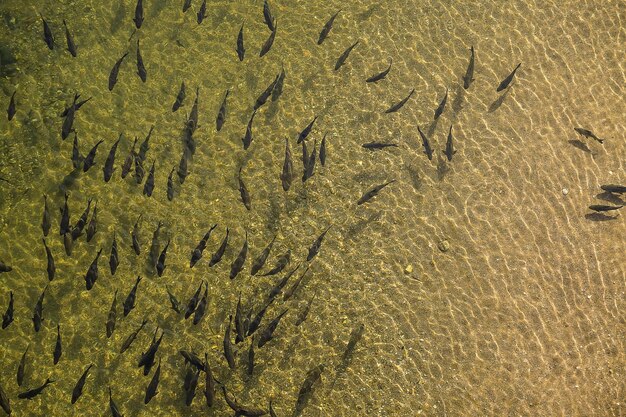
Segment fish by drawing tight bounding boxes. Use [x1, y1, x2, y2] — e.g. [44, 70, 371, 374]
[166, 285, 182, 314]
[496, 63, 521, 92]
[109, 387, 124, 417]
[197, 0, 206, 24]
[600, 184, 626, 194]
[60, 192, 70, 236]
[433, 87, 448, 120]
[297, 116, 318, 144]
[262, 249, 291, 276]
[251, 235, 276, 275]
[144, 357, 161, 404]
[463, 46, 475, 89]
[366, 58, 392, 82]
[259, 21, 277, 57]
[2, 291, 14, 329]
[138, 329, 164, 375]
[334, 41, 359, 71]
[238, 167, 252, 210]
[357, 180, 396, 205]
[109, 53, 129, 91]
[121, 137, 137, 179]
[71, 364, 93, 404]
[133, 0, 144, 29]
[303, 139, 317, 182]
[190, 224, 218, 268]
[6, 90, 16, 121]
[209, 228, 229, 266]
[183, 0, 192, 13]
[242, 110, 257, 150]
[40, 14, 54, 50]
[136, 38, 146, 82]
[443, 124, 456, 161]
[134, 154, 145, 184]
[184, 368, 200, 406]
[216, 89, 229, 131]
[254, 73, 280, 110]
[222, 386, 268, 417]
[272, 66, 285, 101]
[384, 88, 415, 113]
[42, 195, 51, 236]
[85, 249, 103, 290]
[263, 0, 275, 31]
[320, 133, 327, 166]
[269, 399, 277, 417]
[341, 323, 365, 362]
[257, 309, 288, 348]
[32, 285, 48, 332]
[236, 25, 245, 62]
[318, 10, 341, 45]
[177, 153, 188, 184]
[574, 127, 604, 144]
[137, 125, 154, 163]
[143, 161, 155, 197]
[71, 198, 92, 240]
[17, 345, 28, 386]
[184, 281, 204, 319]
[362, 142, 398, 150]
[120, 318, 147, 354]
[187, 87, 200, 134]
[167, 167, 175, 201]
[229, 231, 249, 279]
[307, 225, 331, 261]
[417, 125, 433, 161]
[61, 93, 79, 140]
[53, 324, 62, 365]
[63, 233, 73, 256]
[123, 276, 142, 316]
[247, 336, 255, 375]
[86, 202, 97, 242]
[0, 262, 12, 274]
[223, 315, 236, 369]
[156, 239, 170, 277]
[293, 365, 325, 415]
[83, 139, 104, 172]
[17, 378, 54, 399]
[192, 286, 208, 325]
[281, 138, 293, 191]
[71, 132, 83, 169]
[180, 351, 206, 372]
[247, 300, 273, 337]
[204, 353, 215, 407]
[63, 20, 77, 57]
[589, 204, 623, 212]
[295, 289, 317, 326]
[235, 293, 245, 343]
[103, 134, 121, 182]
[172, 81, 186, 112]
[267, 263, 300, 303]
[42, 238, 55, 281]
[109, 233, 119, 275]
[132, 214, 142, 255]
[106, 290, 117, 338]
[60, 96, 91, 118]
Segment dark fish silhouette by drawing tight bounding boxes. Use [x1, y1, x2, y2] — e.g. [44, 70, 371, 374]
[209, 228, 229, 266]
[40, 14, 54, 50]
[257, 309, 288, 348]
[0, 261, 11, 273]
[7, 90, 16, 121]
[71, 132, 83, 169]
[197, 0, 206, 24]
[600, 184, 626, 194]
[259, 21, 277, 57]
[251, 235, 276, 275]
[318, 10, 340, 45]
[187, 87, 200, 134]
[190, 224, 218, 267]
[433, 87, 448, 120]
[417, 125, 433, 160]
[177, 153, 188, 184]
[134, 154, 145, 184]
[295, 289, 317, 326]
[63, 20, 77, 57]
[303, 139, 317, 182]
[61, 93, 79, 140]
[385, 88, 414, 113]
[120, 318, 147, 354]
[85, 249, 102, 290]
[269, 399, 277, 417]
[86, 202, 97, 242]
[319, 133, 327, 166]
[143, 161, 155, 197]
[42, 195, 51, 236]
[204, 353, 215, 407]
[366, 58, 392, 82]
[138, 329, 164, 375]
[172, 81, 186, 112]
[83, 140, 104, 172]
[180, 351, 206, 372]
[71, 364, 93, 404]
[183, 0, 192, 13]
[32, 285, 48, 332]
[42, 238, 55, 281]
[71, 198, 92, 240]
[167, 167, 175, 201]
[137, 125, 153, 163]
[110, 232, 119, 275]
[263, 0, 275, 31]
[149, 221, 163, 268]
[307, 225, 331, 261]
[589, 204, 623, 212]
[17, 345, 28, 386]
[230, 231, 249, 279]
[281, 138, 293, 191]
[267, 264, 300, 304]
[242, 110, 257, 150]
[184, 281, 204, 319]
[53, 324, 62, 365]
[63, 233, 73, 256]
[109, 387, 124, 417]
[254, 73, 280, 110]
[297, 116, 317, 144]
[293, 364, 325, 416]
[574, 127, 604, 144]
[133, 0, 144, 28]
[17, 378, 53, 399]
[2, 291, 14, 329]
[136, 38, 146, 82]
[123, 276, 142, 316]
[144, 357, 160, 404]
[262, 250, 291, 276]
[106, 290, 117, 338]
[443, 124, 456, 161]
[238, 168, 252, 210]
[121, 137, 137, 179]
[222, 386, 267, 416]
[463, 46, 475, 89]
[132, 214, 142, 255]
[247, 336, 255, 375]
[216, 90, 229, 131]
[109, 53, 129, 91]
[357, 180, 396, 205]
[237, 25, 245, 61]
[272, 66, 285, 101]
[184, 367, 200, 406]
[60, 96, 91, 118]
[60, 192, 70, 236]
[496, 63, 521, 92]
[235, 293, 245, 343]
[334, 41, 359, 71]
[103, 134, 121, 182]
[362, 142, 398, 150]
[166, 285, 181, 314]
[223, 315, 236, 369]
[156, 239, 170, 277]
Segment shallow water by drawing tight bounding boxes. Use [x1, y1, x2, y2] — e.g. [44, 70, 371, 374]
[0, 0, 624, 416]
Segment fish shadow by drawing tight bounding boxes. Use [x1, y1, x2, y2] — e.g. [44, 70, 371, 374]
[427, 118, 439, 138]
[595, 192, 624, 205]
[488, 89, 510, 113]
[451, 84, 465, 115]
[436, 155, 450, 180]
[568, 139, 593, 154]
[584, 212, 619, 222]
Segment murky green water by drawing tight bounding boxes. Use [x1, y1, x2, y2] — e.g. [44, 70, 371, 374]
[0, 0, 624, 416]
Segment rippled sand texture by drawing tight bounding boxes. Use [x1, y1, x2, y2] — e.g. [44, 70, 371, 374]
[0, 0, 624, 416]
